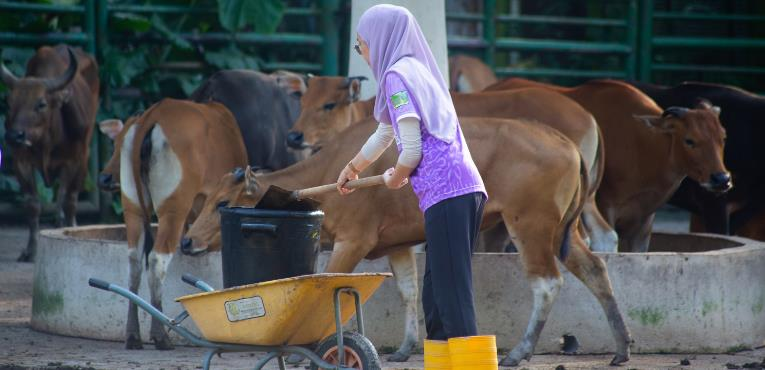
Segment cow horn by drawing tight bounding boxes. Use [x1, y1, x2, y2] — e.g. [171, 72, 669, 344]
[0, 55, 18, 88]
[343, 75, 368, 87]
[44, 48, 78, 92]
[662, 106, 689, 118]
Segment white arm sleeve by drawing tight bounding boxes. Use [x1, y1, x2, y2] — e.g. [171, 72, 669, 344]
[360, 122, 395, 162]
[396, 117, 422, 168]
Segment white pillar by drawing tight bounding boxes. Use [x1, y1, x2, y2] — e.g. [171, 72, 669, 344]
[349, 0, 448, 100]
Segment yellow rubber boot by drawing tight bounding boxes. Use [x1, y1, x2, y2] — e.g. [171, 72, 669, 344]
[424, 339, 451, 370]
[448, 335, 498, 370]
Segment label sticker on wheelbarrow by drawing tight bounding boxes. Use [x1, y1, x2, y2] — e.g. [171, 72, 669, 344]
[224, 296, 266, 322]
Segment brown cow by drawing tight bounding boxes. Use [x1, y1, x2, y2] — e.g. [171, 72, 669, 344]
[448, 55, 498, 92]
[286, 76, 617, 253]
[486, 78, 730, 252]
[186, 117, 632, 367]
[1, 45, 99, 262]
[113, 98, 247, 350]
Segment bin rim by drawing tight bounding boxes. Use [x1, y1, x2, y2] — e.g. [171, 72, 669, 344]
[219, 206, 324, 218]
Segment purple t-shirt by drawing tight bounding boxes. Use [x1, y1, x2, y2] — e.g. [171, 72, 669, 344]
[384, 73, 486, 212]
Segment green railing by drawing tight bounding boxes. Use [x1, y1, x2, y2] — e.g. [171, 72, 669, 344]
[638, 2, 765, 90]
[447, 0, 640, 81]
[0, 0, 342, 219]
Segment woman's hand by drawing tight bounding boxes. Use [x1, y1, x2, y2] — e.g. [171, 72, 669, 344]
[383, 167, 409, 189]
[336, 163, 360, 195]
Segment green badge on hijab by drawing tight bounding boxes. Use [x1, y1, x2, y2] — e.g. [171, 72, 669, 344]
[390, 90, 410, 109]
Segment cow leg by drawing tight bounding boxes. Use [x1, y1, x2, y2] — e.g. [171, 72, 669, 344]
[63, 162, 87, 227]
[147, 249, 174, 350]
[387, 247, 419, 362]
[476, 223, 512, 253]
[619, 213, 655, 253]
[500, 217, 562, 367]
[563, 233, 631, 365]
[124, 210, 144, 349]
[582, 197, 618, 253]
[15, 165, 40, 262]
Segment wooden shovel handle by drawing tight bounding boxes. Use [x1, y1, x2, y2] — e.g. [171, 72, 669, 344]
[293, 175, 385, 200]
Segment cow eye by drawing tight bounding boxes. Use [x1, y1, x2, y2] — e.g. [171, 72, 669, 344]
[216, 200, 229, 208]
[35, 100, 47, 112]
[322, 102, 336, 111]
[684, 138, 696, 148]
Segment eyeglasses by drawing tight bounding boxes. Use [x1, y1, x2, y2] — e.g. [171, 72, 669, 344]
[354, 44, 361, 55]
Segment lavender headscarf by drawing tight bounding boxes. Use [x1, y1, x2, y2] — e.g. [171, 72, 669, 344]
[357, 4, 457, 143]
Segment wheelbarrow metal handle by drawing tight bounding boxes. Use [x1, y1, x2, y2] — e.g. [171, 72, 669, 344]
[88, 278, 111, 291]
[182, 274, 215, 292]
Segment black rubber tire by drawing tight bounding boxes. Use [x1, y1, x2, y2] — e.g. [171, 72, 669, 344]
[310, 331, 381, 370]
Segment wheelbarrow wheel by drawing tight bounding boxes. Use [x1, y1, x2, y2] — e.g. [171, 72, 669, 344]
[311, 331, 381, 370]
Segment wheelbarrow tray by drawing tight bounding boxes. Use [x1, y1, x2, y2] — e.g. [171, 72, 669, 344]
[175, 272, 390, 346]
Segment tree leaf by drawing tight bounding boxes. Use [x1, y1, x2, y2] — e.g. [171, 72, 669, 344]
[151, 14, 192, 51]
[203, 44, 260, 70]
[111, 12, 152, 33]
[217, 0, 285, 33]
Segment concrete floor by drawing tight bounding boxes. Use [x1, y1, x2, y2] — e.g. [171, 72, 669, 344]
[1, 212, 764, 369]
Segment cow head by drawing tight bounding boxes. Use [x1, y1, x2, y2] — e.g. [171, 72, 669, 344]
[270, 70, 308, 97]
[287, 76, 366, 151]
[96, 113, 143, 192]
[181, 166, 265, 254]
[635, 99, 731, 193]
[1, 48, 77, 148]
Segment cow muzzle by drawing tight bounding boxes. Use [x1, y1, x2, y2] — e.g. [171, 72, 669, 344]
[286, 131, 310, 149]
[4, 129, 32, 147]
[702, 172, 733, 193]
[97, 173, 120, 192]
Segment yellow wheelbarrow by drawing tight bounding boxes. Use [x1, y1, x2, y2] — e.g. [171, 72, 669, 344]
[88, 272, 391, 370]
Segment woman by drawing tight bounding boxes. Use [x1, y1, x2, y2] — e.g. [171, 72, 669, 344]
[336, 4, 493, 363]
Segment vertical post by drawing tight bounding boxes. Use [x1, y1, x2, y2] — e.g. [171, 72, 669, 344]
[320, 0, 340, 76]
[482, 0, 496, 68]
[96, 0, 113, 219]
[638, 0, 654, 81]
[625, 0, 638, 80]
[83, 0, 100, 212]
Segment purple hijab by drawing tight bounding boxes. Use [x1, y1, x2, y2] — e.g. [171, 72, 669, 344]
[357, 4, 457, 143]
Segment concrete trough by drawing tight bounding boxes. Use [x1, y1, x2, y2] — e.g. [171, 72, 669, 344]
[34, 225, 765, 353]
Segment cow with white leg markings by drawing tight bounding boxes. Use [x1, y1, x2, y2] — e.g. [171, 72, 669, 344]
[113, 98, 247, 350]
[185, 116, 633, 367]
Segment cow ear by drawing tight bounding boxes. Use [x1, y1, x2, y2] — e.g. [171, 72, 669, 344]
[348, 79, 361, 103]
[274, 70, 307, 97]
[98, 119, 124, 140]
[634, 114, 674, 133]
[244, 166, 259, 195]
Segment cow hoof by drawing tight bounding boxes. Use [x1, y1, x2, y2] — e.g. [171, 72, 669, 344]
[499, 355, 521, 367]
[387, 351, 410, 362]
[180, 245, 208, 257]
[610, 353, 629, 366]
[16, 251, 33, 263]
[152, 336, 174, 350]
[285, 353, 305, 364]
[125, 335, 143, 350]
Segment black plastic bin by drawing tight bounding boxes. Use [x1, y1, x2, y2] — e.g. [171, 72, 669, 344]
[219, 207, 324, 288]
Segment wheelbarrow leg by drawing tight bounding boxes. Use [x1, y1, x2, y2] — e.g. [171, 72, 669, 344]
[253, 351, 281, 370]
[203, 349, 217, 370]
[277, 356, 287, 370]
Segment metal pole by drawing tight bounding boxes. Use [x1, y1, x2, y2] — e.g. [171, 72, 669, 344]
[638, 0, 654, 81]
[320, 0, 340, 75]
[625, 0, 638, 80]
[483, 0, 496, 68]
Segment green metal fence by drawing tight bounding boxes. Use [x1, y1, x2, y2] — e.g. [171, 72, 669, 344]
[0, 0, 342, 219]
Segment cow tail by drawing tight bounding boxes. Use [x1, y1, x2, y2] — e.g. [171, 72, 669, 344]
[131, 120, 157, 267]
[559, 153, 589, 261]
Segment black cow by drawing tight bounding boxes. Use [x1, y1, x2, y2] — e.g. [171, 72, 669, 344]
[629, 81, 765, 239]
[189, 69, 307, 170]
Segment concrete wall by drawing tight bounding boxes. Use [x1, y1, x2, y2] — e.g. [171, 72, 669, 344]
[348, 0, 449, 99]
[34, 226, 765, 354]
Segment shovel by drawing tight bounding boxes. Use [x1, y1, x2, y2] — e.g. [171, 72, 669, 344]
[255, 175, 385, 211]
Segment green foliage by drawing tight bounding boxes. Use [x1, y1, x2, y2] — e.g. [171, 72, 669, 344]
[204, 43, 261, 70]
[218, 0, 285, 33]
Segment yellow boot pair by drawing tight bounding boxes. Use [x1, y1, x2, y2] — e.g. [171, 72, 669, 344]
[425, 335, 498, 370]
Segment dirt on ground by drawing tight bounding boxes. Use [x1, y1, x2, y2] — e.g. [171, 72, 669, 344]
[1, 223, 764, 370]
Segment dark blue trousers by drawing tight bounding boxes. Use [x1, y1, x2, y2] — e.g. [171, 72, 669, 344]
[422, 192, 486, 340]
